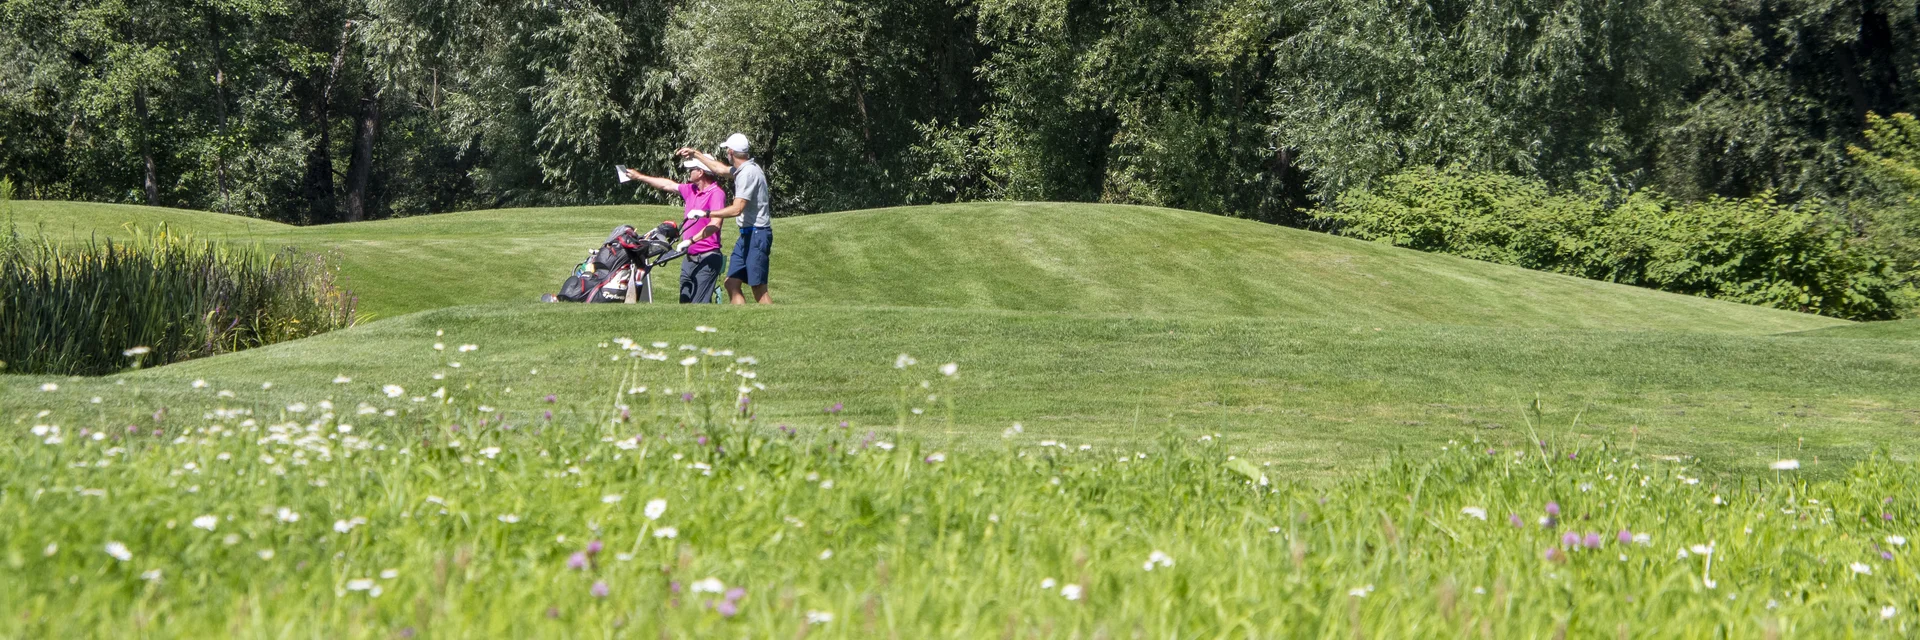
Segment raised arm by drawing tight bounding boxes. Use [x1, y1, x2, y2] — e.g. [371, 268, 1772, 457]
[675, 148, 733, 179]
[624, 169, 680, 193]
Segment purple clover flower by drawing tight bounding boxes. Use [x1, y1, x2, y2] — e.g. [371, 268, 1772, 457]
[670, 581, 681, 594]
[827, 403, 843, 414]
[1583, 532, 1603, 549]
[543, 394, 557, 403]
[1561, 531, 1581, 549]
[543, 410, 553, 421]
[715, 600, 739, 617]
[590, 581, 609, 598]
[587, 540, 603, 556]
[724, 587, 746, 602]
[1545, 501, 1561, 517]
[1618, 529, 1633, 545]
[682, 392, 694, 403]
[1509, 514, 1524, 528]
[567, 552, 588, 570]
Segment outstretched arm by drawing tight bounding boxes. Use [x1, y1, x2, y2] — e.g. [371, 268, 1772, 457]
[624, 169, 680, 193]
[675, 147, 733, 178]
[706, 197, 748, 220]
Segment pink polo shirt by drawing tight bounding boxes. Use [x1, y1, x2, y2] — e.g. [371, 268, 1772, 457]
[678, 182, 726, 255]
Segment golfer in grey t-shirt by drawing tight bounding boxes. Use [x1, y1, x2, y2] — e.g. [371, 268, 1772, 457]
[678, 133, 773, 304]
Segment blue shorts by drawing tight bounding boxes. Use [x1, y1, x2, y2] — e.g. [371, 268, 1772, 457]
[727, 227, 772, 286]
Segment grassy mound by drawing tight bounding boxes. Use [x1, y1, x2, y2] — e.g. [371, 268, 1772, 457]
[9, 201, 1846, 333]
[8, 304, 1916, 473]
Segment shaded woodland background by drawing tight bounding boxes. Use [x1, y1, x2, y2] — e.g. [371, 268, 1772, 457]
[1, 0, 1910, 223]
[6, 0, 1920, 318]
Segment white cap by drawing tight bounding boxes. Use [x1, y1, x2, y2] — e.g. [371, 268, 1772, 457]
[681, 159, 706, 171]
[720, 133, 751, 154]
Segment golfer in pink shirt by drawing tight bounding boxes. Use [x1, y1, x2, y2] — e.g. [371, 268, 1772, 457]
[623, 160, 728, 303]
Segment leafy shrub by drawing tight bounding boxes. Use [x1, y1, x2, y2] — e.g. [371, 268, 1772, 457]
[0, 228, 357, 375]
[1318, 167, 1904, 319]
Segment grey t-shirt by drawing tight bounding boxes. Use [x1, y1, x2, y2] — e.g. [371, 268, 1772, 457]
[731, 160, 772, 228]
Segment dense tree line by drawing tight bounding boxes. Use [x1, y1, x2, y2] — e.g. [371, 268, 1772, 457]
[0, 0, 1914, 226]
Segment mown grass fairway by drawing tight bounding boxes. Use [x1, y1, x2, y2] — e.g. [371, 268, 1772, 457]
[1789, 319, 1920, 340]
[6, 200, 1920, 636]
[4, 201, 1914, 472]
[7, 304, 1919, 475]
[9, 200, 1847, 331]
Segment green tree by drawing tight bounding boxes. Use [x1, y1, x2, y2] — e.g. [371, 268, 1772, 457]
[1848, 112, 1920, 313]
[1267, 0, 1704, 202]
[667, 0, 983, 214]
[1654, 0, 1920, 201]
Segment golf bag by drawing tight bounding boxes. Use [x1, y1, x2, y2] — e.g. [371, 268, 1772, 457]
[555, 223, 684, 303]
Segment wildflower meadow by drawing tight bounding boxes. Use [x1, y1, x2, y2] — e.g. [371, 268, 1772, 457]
[3, 330, 1916, 638]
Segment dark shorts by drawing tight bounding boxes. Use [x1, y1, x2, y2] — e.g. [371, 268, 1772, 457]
[679, 251, 724, 303]
[727, 227, 772, 287]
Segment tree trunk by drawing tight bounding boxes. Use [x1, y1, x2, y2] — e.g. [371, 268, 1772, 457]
[135, 87, 158, 206]
[211, 12, 230, 212]
[1856, 0, 1902, 117]
[302, 21, 355, 224]
[344, 84, 381, 222]
[852, 60, 877, 166]
[302, 115, 337, 224]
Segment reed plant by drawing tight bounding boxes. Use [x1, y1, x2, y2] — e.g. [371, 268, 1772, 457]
[0, 225, 356, 375]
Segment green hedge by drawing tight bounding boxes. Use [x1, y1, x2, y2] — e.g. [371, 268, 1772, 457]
[1317, 167, 1904, 320]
